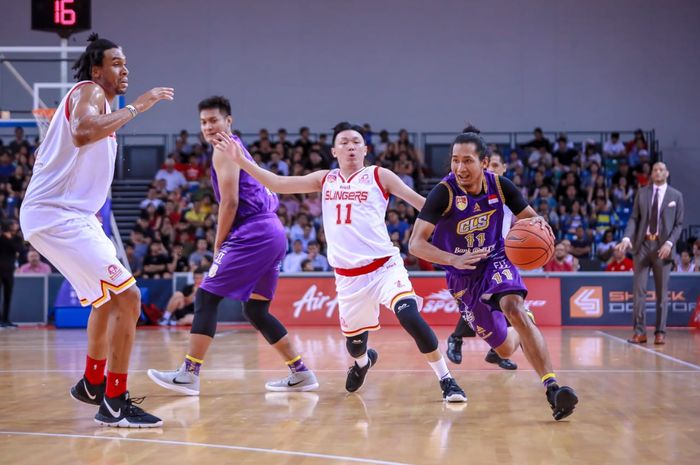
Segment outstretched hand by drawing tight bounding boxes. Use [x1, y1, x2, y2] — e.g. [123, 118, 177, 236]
[212, 132, 243, 163]
[131, 87, 174, 113]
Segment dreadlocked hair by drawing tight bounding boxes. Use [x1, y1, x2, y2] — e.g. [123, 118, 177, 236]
[72, 33, 119, 82]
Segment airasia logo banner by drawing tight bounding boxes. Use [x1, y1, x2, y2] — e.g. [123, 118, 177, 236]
[271, 276, 562, 327]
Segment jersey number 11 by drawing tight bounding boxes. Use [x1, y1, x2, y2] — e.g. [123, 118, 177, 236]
[336, 204, 352, 224]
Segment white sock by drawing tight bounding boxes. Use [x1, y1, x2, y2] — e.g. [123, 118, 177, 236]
[428, 357, 450, 380]
[162, 311, 172, 319]
[354, 353, 370, 368]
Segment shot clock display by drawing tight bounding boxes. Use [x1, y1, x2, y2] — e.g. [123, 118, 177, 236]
[31, 0, 91, 38]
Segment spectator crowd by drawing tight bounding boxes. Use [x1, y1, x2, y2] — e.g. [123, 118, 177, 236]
[2, 124, 699, 278]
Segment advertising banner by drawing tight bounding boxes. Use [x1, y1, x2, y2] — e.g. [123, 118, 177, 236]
[270, 275, 562, 327]
[560, 274, 700, 326]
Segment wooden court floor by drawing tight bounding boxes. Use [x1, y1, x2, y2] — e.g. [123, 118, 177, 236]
[1, 325, 699, 465]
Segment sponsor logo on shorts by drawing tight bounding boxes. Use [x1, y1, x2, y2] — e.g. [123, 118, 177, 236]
[456, 196, 468, 211]
[208, 264, 219, 278]
[570, 286, 603, 318]
[107, 264, 122, 281]
[476, 325, 492, 340]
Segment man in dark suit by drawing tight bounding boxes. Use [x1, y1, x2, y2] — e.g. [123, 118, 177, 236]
[616, 162, 684, 344]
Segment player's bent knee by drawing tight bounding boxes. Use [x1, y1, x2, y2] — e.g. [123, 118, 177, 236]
[191, 288, 222, 338]
[495, 328, 519, 358]
[394, 298, 438, 353]
[112, 285, 141, 319]
[500, 297, 529, 325]
[242, 299, 288, 345]
[346, 331, 368, 357]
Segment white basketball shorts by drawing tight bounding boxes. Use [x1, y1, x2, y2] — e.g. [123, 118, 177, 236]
[28, 215, 134, 308]
[334, 254, 423, 337]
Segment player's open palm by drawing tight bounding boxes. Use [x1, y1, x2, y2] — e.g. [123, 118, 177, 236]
[450, 250, 489, 270]
[132, 87, 174, 113]
[520, 216, 554, 242]
[212, 132, 242, 162]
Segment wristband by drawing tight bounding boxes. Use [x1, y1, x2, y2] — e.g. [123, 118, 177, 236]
[125, 104, 138, 118]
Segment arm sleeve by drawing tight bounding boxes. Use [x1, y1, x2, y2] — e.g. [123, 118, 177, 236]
[499, 176, 529, 215]
[417, 183, 450, 225]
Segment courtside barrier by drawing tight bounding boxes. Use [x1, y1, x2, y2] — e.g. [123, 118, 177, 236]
[8, 272, 699, 327]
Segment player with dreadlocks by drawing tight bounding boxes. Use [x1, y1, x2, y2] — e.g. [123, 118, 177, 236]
[20, 33, 173, 427]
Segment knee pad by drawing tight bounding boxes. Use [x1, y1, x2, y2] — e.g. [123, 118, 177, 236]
[346, 331, 368, 358]
[242, 299, 288, 345]
[395, 298, 438, 353]
[191, 288, 223, 337]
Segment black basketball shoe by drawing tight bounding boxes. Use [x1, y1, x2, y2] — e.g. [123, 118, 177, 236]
[345, 349, 378, 393]
[440, 377, 467, 403]
[95, 391, 163, 428]
[446, 335, 463, 364]
[484, 349, 518, 370]
[546, 384, 579, 421]
[70, 376, 105, 405]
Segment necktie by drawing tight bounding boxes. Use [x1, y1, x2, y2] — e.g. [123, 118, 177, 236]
[649, 188, 659, 235]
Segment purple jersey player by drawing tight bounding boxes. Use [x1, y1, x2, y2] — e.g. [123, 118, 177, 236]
[148, 96, 318, 395]
[409, 126, 578, 421]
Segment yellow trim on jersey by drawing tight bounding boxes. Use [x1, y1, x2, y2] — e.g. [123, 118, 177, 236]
[494, 175, 506, 203]
[440, 181, 453, 217]
[90, 276, 137, 307]
[390, 291, 417, 309]
[342, 323, 381, 337]
[286, 355, 302, 365]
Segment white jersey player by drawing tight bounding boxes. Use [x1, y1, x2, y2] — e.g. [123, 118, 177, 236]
[20, 34, 173, 428]
[214, 122, 481, 402]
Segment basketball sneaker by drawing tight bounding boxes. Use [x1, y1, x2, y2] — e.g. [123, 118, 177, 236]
[95, 391, 163, 428]
[440, 377, 467, 402]
[484, 349, 518, 370]
[265, 370, 319, 392]
[70, 376, 105, 405]
[546, 384, 579, 421]
[446, 335, 463, 364]
[147, 363, 200, 396]
[345, 349, 378, 393]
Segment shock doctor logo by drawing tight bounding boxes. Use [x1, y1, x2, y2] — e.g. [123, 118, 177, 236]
[570, 286, 603, 318]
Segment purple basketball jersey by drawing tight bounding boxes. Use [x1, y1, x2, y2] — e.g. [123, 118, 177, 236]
[210, 134, 279, 233]
[432, 170, 507, 276]
[200, 134, 285, 301]
[432, 170, 527, 349]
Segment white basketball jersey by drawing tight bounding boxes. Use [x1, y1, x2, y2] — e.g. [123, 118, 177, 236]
[20, 81, 117, 239]
[322, 166, 398, 269]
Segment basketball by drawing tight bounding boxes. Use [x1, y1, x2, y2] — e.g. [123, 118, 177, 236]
[505, 221, 554, 270]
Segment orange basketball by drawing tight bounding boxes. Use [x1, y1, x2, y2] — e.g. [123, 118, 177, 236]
[505, 221, 555, 270]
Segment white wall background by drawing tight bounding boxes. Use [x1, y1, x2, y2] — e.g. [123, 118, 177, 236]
[1, 0, 699, 221]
